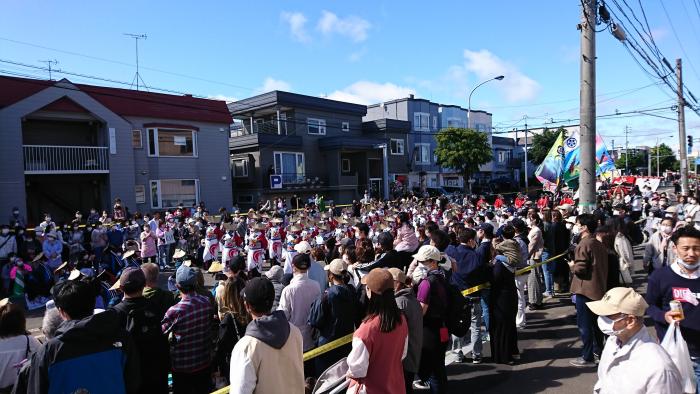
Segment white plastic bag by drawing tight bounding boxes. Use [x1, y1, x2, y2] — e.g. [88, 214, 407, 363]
[661, 323, 697, 394]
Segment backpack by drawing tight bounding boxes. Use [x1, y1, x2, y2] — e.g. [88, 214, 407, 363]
[125, 305, 168, 360]
[426, 274, 471, 338]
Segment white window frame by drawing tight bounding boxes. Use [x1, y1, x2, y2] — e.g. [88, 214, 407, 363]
[134, 185, 146, 204]
[342, 158, 351, 173]
[149, 179, 200, 209]
[390, 138, 405, 155]
[232, 158, 249, 177]
[146, 127, 198, 158]
[415, 143, 431, 164]
[341, 121, 350, 132]
[307, 118, 326, 135]
[273, 151, 305, 183]
[432, 115, 438, 130]
[413, 112, 430, 132]
[132, 129, 142, 149]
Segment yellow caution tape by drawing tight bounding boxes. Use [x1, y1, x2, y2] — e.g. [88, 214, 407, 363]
[302, 333, 354, 362]
[462, 282, 490, 296]
[515, 251, 569, 276]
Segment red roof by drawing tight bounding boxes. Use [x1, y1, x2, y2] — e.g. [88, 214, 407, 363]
[0, 75, 232, 124]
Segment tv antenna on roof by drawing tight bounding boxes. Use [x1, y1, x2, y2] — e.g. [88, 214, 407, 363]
[124, 33, 148, 91]
[39, 59, 59, 80]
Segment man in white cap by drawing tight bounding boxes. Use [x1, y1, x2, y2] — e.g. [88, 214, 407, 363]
[587, 287, 682, 393]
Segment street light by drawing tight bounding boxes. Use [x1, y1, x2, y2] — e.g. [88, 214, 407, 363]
[467, 75, 505, 128]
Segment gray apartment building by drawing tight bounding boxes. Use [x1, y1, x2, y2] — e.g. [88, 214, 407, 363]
[230, 91, 395, 207]
[0, 76, 233, 224]
[364, 95, 494, 191]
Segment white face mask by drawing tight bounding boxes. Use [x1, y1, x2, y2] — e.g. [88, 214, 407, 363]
[677, 257, 700, 270]
[565, 223, 573, 230]
[572, 225, 581, 235]
[660, 225, 673, 235]
[612, 210, 620, 216]
[597, 315, 627, 336]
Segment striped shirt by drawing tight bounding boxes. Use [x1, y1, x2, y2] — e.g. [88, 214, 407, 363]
[161, 293, 214, 372]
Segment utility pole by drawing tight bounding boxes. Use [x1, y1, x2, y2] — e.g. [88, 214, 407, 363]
[656, 137, 660, 177]
[579, 0, 597, 213]
[39, 59, 59, 80]
[624, 125, 630, 174]
[524, 116, 529, 193]
[124, 33, 148, 91]
[677, 58, 689, 194]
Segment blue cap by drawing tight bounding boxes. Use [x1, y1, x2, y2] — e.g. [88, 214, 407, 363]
[176, 265, 197, 287]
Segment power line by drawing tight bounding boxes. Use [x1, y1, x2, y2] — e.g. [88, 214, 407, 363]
[0, 36, 256, 93]
[658, 0, 700, 85]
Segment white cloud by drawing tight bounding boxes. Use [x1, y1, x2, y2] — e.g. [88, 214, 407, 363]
[208, 94, 238, 102]
[327, 81, 416, 105]
[256, 77, 291, 94]
[317, 10, 371, 43]
[281, 11, 310, 43]
[462, 49, 540, 103]
[650, 27, 668, 42]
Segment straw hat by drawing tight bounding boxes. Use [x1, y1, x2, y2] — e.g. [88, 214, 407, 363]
[68, 270, 83, 281]
[122, 250, 136, 259]
[173, 249, 186, 259]
[208, 261, 224, 273]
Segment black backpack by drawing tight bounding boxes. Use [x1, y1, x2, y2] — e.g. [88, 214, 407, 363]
[125, 305, 168, 356]
[426, 274, 471, 338]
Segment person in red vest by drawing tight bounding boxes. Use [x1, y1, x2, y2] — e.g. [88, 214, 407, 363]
[347, 268, 408, 394]
[559, 194, 574, 206]
[514, 194, 526, 209]
[537, 193, 549, 210]
[493, 195, 505, 209]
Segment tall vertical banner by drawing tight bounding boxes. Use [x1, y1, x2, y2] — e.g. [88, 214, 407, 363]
[534, 131, 565, 192]
[562, 130, 581, 188]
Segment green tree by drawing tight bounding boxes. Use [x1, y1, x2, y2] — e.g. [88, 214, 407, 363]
[649, 143, 678, 175]
[618, 152, 646, 172]
[434, 128, 492, 193]
[528, 127, 566, 164]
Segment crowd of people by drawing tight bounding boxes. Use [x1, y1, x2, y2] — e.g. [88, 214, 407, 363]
[0, 185, 698, 393]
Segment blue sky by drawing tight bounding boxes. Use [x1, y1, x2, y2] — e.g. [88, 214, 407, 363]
[2, 0, 700, 151]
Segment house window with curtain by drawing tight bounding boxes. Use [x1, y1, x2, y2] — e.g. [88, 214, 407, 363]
[273, 152, 305, 184]
[147, 128, 197, 157]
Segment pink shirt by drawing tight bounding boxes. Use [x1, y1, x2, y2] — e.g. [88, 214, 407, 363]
[394, 224, 419, 253]
[140, 231, 157, 258]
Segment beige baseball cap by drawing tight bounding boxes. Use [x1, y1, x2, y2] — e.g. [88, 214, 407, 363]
[413, 245, 441, 262]
[324, 258, 347, 275]
[586, 287, 648, 317]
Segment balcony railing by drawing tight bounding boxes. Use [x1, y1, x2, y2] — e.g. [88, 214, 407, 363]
[231, 119, 296, 137]
[23, 145, 110, 174]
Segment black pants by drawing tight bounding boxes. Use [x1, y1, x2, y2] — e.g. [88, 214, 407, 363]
[404, 369, 415, 394]
[172, 367, 211, 394]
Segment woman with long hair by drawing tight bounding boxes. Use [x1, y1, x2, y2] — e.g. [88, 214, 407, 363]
[347, 268, 407, 394]
[0, 299, 41, 392]
[215, 276, 249, 383]
[394, 212, 419, 253]
[594, 225, 621, 291]
[609, 218, 634, 285]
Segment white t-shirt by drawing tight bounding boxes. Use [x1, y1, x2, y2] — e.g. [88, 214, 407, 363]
[0, 334, 41, 388]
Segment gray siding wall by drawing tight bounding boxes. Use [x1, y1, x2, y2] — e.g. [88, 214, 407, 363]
[129, 116, 232, 212]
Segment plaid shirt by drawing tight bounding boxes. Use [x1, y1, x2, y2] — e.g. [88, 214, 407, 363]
[162, 293, 214, 372]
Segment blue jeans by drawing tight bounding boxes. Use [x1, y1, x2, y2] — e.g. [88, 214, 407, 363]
[574, 293, 601, 361]
[692, 357, 700, 394]
[470, 297, 483, 357]
[158, 244, 170, 267]
[480, 289, 490, 332]
[541, 251, 554, 294]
